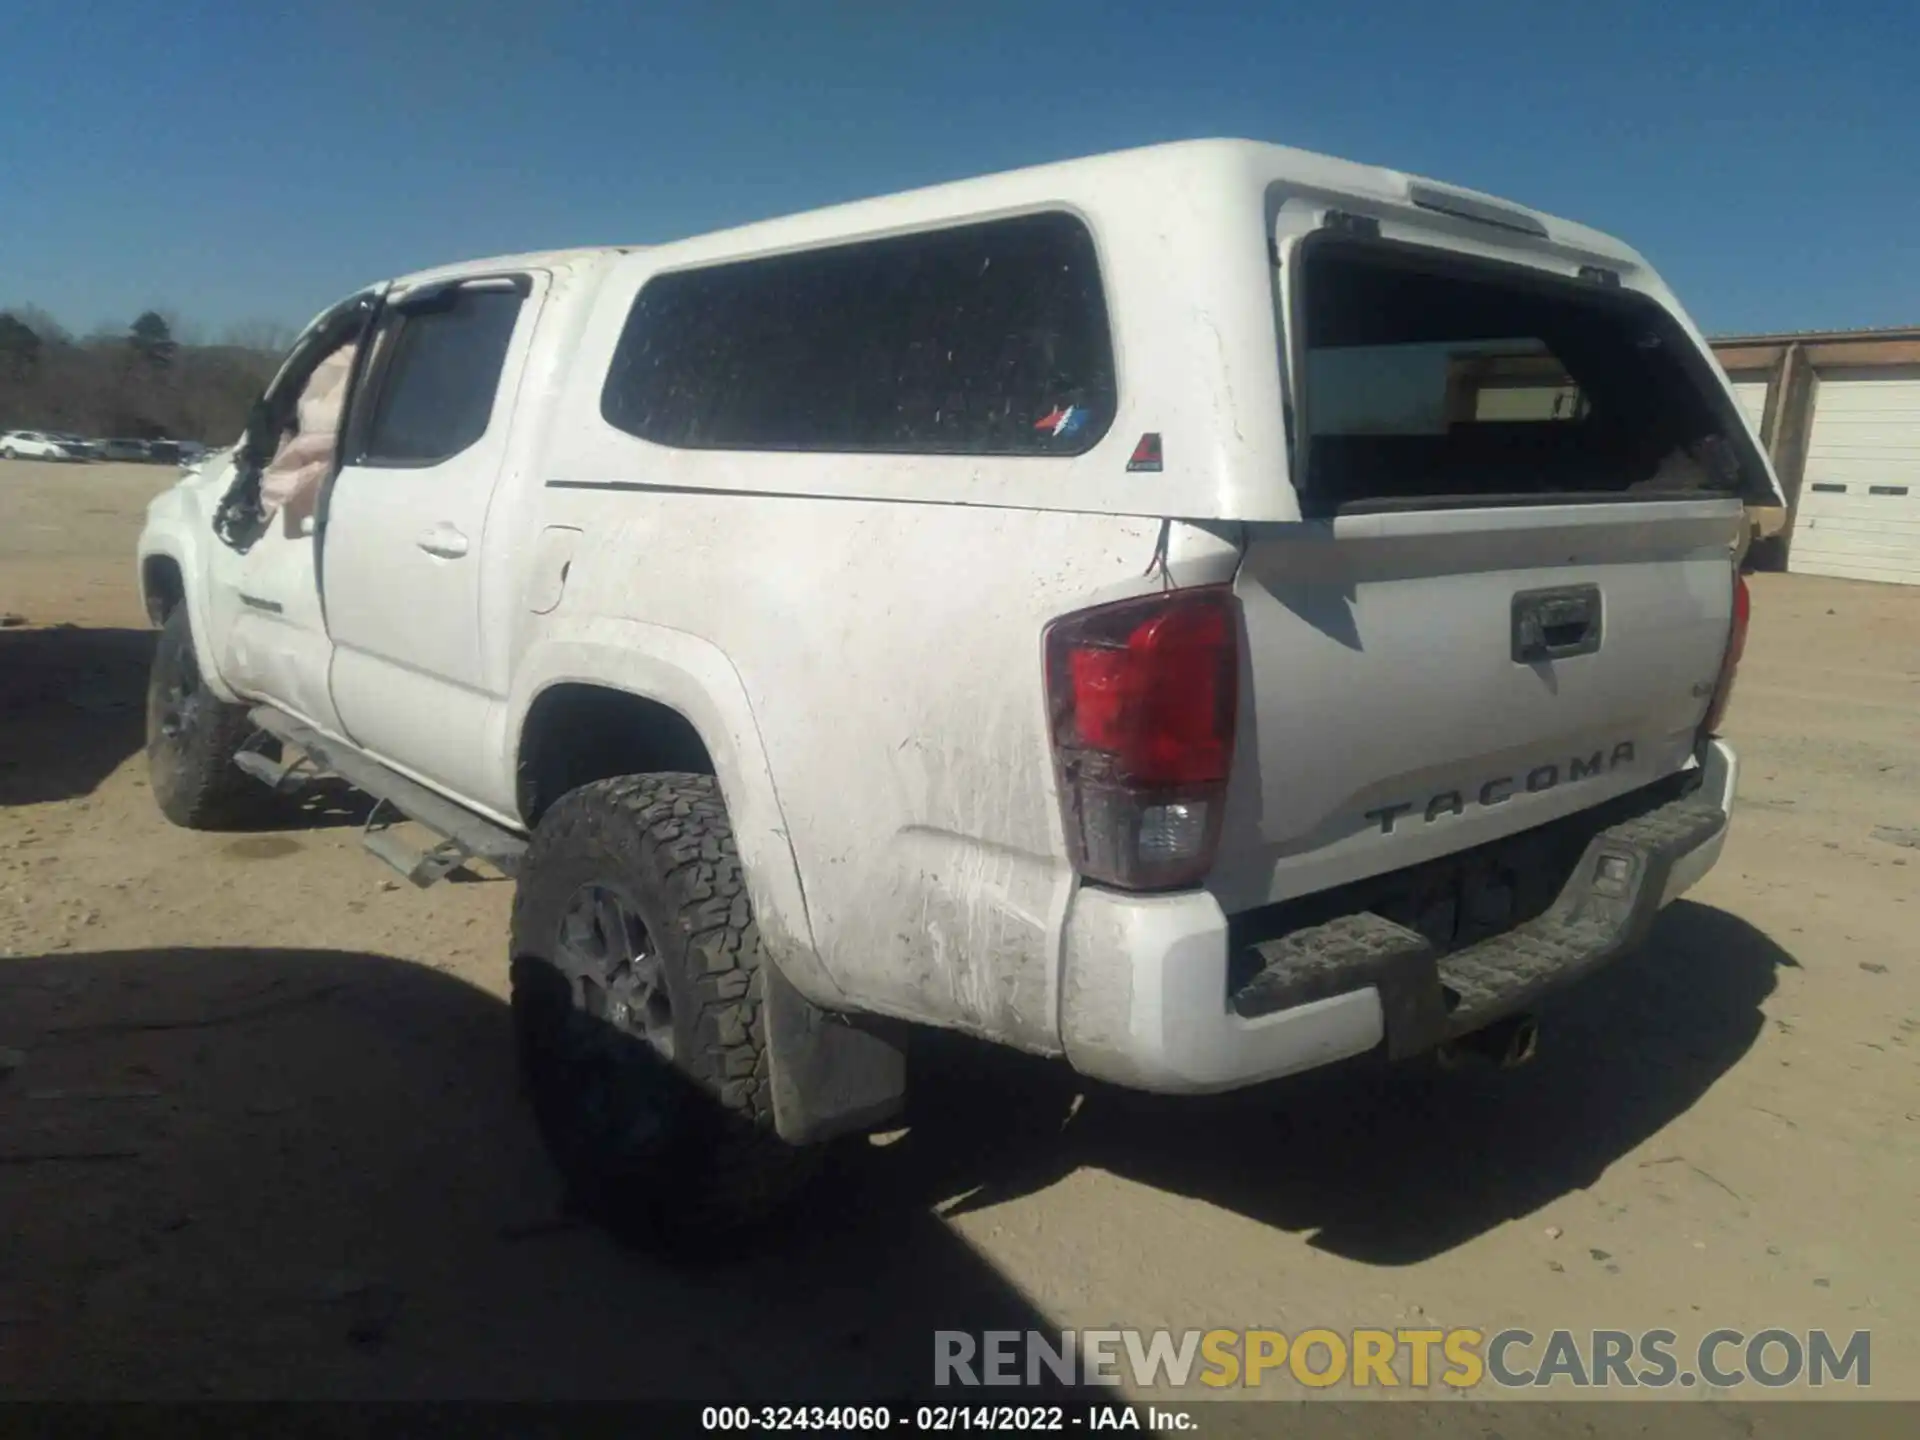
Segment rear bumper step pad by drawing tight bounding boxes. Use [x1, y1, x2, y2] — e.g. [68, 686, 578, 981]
[1232, 792, 1726, 1057]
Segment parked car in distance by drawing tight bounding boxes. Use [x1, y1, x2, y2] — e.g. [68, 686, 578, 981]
[50, 432, 101, 460]
[2, 429, 88, 461]
[146, 439, 182, 466]
[101, 438, 150, 462]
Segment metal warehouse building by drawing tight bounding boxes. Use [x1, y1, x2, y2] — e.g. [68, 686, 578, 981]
[1712, 327, 1920, 585]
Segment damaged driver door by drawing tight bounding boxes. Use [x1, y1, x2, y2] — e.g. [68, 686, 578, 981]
[209, 291, 382, 735]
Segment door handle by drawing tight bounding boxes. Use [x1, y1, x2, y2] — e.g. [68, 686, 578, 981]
[416, 525, 469, 559]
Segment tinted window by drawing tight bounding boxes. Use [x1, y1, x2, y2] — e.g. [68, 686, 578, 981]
[1296, 237, 1752, 513]
[602, 212, 1116, 456]
[1307, 338, 1590, 436]
[360, 287, 523, 465]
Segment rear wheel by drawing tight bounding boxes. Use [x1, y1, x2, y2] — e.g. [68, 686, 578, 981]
[510, 773, 816, 1242]
[145, 606, 262, 829]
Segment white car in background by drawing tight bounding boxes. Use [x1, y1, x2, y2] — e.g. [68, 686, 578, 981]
[1, 429, 87, 461]
[52, 432, 102, 460]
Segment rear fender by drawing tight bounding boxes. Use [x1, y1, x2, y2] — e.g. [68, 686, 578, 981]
[506, 625, 910, 1142]
[503, 621, 840, 1009]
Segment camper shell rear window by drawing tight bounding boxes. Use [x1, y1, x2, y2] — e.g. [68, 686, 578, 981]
[1293, 235, 1759, 515]
[601, 211, 1116, 457]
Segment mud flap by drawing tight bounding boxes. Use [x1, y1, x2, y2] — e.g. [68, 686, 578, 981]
[762, 960, 907, 1145]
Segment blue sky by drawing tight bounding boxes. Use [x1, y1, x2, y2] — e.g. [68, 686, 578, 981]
[2, 0, 1914, 340]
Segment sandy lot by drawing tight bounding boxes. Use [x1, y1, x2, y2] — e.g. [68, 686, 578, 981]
[2, 460, 1915, 1418]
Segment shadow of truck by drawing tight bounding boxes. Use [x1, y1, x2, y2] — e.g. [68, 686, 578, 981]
[0, 626, 154, 807]
[0, 898, 1796, 1402]
[909, 900, 1796, 1266]
[0, 622, 370, 828]
[0, 945, 1107, 1401]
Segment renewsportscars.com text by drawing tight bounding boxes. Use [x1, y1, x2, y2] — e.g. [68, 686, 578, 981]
[934, 1327, 1871, 1391]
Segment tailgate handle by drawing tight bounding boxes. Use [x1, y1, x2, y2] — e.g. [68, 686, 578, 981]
[1512, 585, 1602, 663]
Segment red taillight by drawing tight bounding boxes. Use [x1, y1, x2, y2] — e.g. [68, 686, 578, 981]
[1045, 587, 1239, 890]
[1701, 568, 1751, 736]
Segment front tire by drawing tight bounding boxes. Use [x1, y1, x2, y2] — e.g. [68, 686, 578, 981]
[144, 606, 261, 829]
[510, 773, 815, 1242]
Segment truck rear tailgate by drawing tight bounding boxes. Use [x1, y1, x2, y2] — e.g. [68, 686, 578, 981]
[1210, 224, 1769, 915]
[1212, 501, 1739, 912]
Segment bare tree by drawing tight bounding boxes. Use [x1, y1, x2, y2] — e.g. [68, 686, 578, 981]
[11, 306, 72, 345]
[221, 318, 299, 356]
[164, 312, 207, 347]
[0, 313, 43, 380]
[0, 305, 281, 441]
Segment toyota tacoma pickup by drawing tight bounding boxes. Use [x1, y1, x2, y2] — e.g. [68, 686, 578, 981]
[135, 139, 1776, 1237]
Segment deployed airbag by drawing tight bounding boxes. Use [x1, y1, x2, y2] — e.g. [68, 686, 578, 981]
[259, 342, 357, 535]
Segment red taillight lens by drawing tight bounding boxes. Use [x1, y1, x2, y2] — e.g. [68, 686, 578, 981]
[1045, 587, 1240, 890]
[1701, 569, 1751, 736]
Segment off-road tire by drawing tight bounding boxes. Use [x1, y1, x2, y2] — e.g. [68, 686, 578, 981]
[510, 773, 816, 1242]
[144, 606, 262, 829]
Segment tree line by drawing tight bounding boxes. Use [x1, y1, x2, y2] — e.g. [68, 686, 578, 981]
[0, 308, 296, 445]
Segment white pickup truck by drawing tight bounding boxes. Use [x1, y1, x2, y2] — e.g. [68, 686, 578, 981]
[136, 139, 1777, 1238]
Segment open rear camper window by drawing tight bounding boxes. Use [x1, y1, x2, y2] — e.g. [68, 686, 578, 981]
[1292, 235, 1760, 515]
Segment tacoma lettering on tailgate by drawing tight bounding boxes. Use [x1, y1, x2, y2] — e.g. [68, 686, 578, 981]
[1363, 741, 1638, 836]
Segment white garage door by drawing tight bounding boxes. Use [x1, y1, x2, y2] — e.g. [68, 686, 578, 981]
[1790, 368, 1920, 586]
[1730, 378, 1770, 441]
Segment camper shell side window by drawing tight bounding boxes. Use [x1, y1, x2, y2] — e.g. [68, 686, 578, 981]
[600, 211, 1118, 458]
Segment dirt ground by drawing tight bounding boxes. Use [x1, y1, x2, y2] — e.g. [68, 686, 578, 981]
[2, 461, 1915, 1418]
